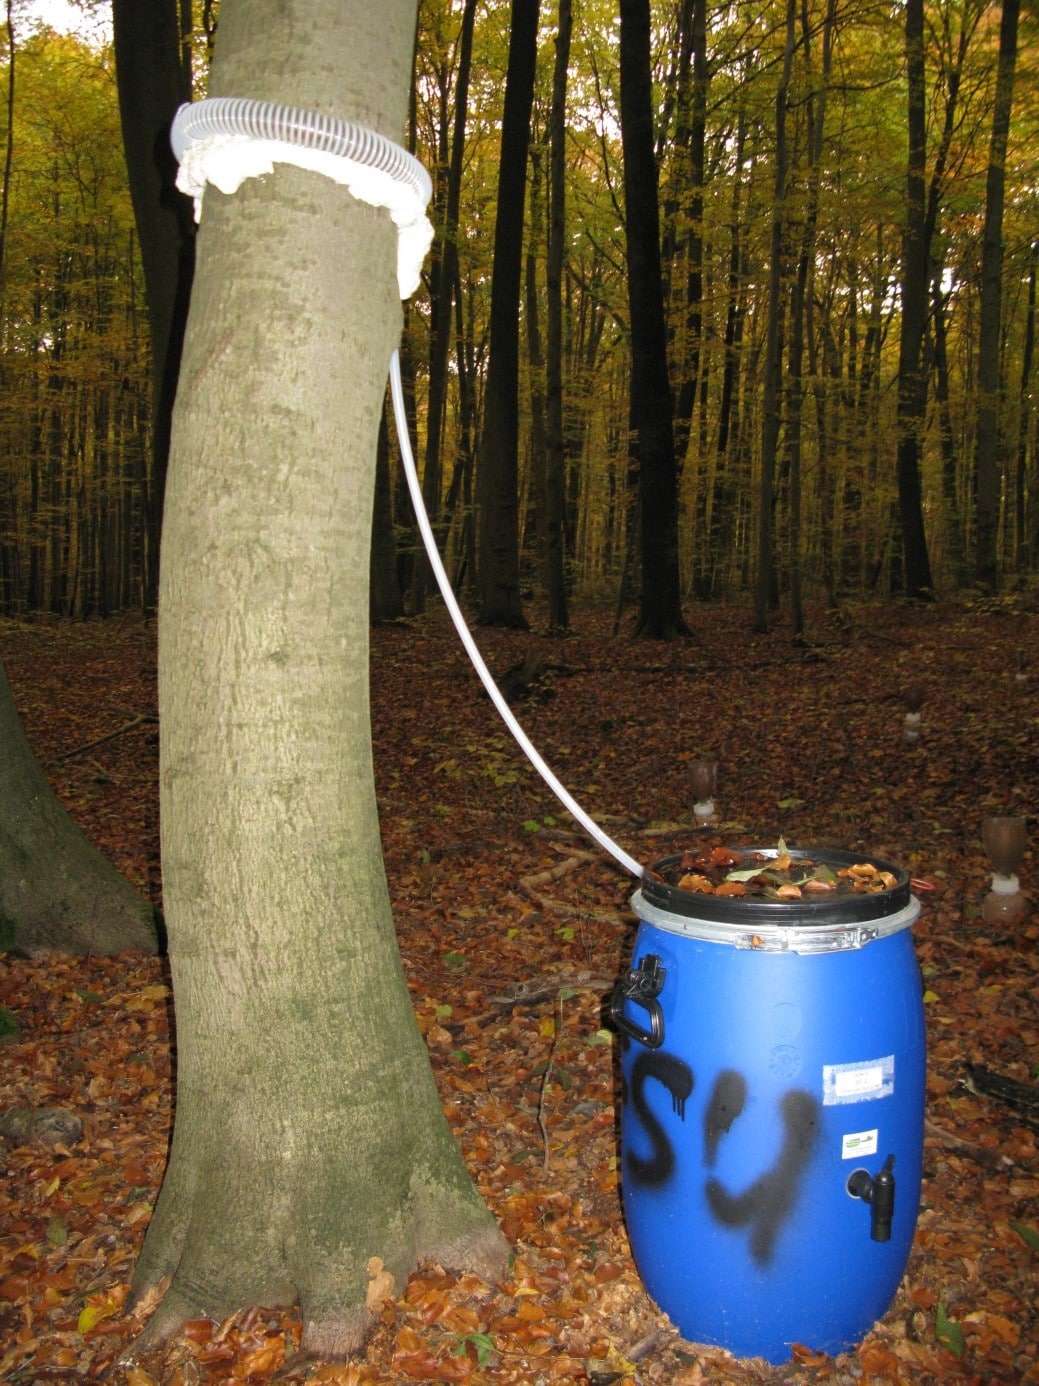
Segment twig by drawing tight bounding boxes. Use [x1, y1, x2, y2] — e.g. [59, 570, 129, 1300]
[522, 893, 630, 927]
[519, 851, 597, 895]
[49, 713, 157, 765]
[924, 1116, 1010, 1169]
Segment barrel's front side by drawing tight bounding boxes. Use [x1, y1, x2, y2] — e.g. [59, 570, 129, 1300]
[617, 919, 926, 1363]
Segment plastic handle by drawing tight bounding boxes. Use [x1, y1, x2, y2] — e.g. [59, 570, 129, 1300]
[609, 954, 667, 1049]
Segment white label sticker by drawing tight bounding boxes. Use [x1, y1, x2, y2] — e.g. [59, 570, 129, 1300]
[823, 1055, 894, 1106]
[842, 1128, 879, 1159]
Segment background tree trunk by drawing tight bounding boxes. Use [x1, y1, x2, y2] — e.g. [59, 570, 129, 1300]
[894, 0, 934, 600]
[973, 0, 1019, 593]
[132, 0, 507, 1357]
[410, 0, 476, 615]
[752, 0, 794, 634]
[476, 0, 539, 629]
[0, 655, 157, 955]
[544, 0, 571, 632]
[112, 0, 195, 615]
[618, 0, 687, 639]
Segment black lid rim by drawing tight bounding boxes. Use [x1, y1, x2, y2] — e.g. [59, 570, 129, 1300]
[641, 846, 912, 925]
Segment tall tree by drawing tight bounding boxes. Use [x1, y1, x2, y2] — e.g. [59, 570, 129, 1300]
[894, 0, 934, 599]
[544, 0, 571, 631]
[752, 0, 795, 634]
[973, 0, 1020, 593]
[130, 0, 507, 1356]
[112, 0, 195, 615]
[410, 0, 477, 614]
[618, 0, 687, 638]
[476, 0, 539, 629]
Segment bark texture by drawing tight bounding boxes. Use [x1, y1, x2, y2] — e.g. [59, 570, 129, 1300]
[475, 0, 539, 629]
[618, 0, 688, 638]
[0, 656, 158, 956]
[132, 0, 506, 1357]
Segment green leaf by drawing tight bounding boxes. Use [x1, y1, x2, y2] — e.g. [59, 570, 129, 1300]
[468, 1332, 496, 1367]
[922, 990, 940, 1004]
[1010, 1221, 1039, 1254]
[936, 1302, 965, 1356]
[0, 1006, 19, 1038]
[450, 1049, 471, 1065]
[443, 951, 467, 972]
[557, 985, 576, 1001]
[523, 819, 541, 833]
[557, 926, 574, 941]
[73, 988, 104, 1004]
[776, 798, 803, 809]
[435, 1003, 453, 1019]
[46, 1214, 69, 1246]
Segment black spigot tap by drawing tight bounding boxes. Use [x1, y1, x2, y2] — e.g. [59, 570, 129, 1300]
[847, 1154, 896, 1242]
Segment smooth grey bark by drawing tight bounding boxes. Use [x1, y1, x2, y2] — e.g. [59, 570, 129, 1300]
[131, 0, 506, 1358]
[0, 655, 157, 956]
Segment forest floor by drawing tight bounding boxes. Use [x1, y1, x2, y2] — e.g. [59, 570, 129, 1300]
[0, 597, 1037, 1386]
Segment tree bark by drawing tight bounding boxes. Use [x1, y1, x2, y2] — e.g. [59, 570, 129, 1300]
[410, 0, 476, 614]
[0, 655, 157, 956]
[476, 0, 539, 629]
[370, 404, 405, 621]
[132, 0, 507, 1357]
[112, 0, 195, 616]
[894, 0, 934, 600]
[618, 0, 688, 639]
[752, 0, 795, 634]
[973, 0, 1019, 593]
[543, 0, 571, 632]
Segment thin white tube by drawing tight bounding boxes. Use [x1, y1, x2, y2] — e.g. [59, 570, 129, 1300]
[389, 351, 644, 879]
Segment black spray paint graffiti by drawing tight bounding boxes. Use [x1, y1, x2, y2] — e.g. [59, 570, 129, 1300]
[624, 1055, 822, 1266]
[624, 1051, 695, 1187]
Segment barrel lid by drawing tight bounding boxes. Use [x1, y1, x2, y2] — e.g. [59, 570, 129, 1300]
[636, 846, 918, 952]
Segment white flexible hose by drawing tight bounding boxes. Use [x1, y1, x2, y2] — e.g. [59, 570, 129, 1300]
[389, 352, 644, 878]
[170, 97, 432, 206]
[169, 95, 644, 878]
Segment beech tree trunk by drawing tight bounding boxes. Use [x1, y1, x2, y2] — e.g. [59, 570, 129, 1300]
[973, 0, 1019, 593]
[476, 0, 539, 629]
[752, 0, 794, 635]
[894, 0, 934, 600]
[618, 0, 687, 639]
[112, 0, 195, 615]
[131, 0, 507, 1358]
[544, 0, 571, 632]
[0, 655, 157, 956]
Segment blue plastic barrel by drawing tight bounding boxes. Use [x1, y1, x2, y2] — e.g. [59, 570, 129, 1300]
[610, 848, 926, 1364]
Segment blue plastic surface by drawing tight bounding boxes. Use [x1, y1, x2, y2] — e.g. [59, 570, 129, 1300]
[617, 909, 926, 1364]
